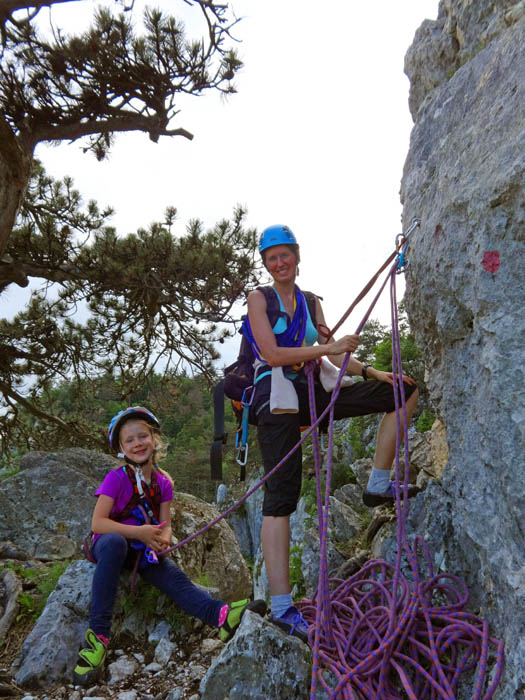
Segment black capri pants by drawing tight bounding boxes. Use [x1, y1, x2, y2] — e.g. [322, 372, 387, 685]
[255, 375, 417, 517]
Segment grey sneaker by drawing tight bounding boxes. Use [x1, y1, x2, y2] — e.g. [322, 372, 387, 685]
[362, 481, 420, 507]
[269, 605, 309, 643]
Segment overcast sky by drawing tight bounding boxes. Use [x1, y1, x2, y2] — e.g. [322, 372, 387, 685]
[8, 0, 440, 367]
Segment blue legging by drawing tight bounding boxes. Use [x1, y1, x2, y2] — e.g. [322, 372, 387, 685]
[89, 533, 225, 638]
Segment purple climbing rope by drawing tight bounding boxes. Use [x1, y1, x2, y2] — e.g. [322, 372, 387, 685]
[296, 259, 505, 699]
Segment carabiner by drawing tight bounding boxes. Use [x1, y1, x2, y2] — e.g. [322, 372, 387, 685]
[236, 442, 248, 466]
[395, 218, 420, 274]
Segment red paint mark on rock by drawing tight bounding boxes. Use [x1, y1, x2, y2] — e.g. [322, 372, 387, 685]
[482, 250, 500, 273]
[434, 224, 445, 240]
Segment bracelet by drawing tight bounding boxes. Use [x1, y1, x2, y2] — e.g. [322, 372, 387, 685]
[362, 364, 371, 381]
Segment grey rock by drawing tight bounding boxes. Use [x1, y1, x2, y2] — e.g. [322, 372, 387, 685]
[154, 637, 175, 665]
[12, 597, 86, 688]
[0, 449, 117, 560]
[333, 482, 363, 510]
[200, 611, 311, 699]
[144, 662, 163, 673]
[108, 655, 139, 684]
[215, 483, 228, 503]
[401, 5, 525, 697]
[147, 619, 172, 644]
[165, 690, 184, 700]
[0, 567, 22, 639]
[171, 492, 252, 602]
[117, 692, 138, 700]
[121, 611, 147, 640]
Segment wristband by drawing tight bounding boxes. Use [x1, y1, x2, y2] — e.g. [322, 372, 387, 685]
[362, 365, 371, 381]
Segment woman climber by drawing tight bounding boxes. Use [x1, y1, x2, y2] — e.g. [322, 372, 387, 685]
[74, 406, 266, 687]
[246, 224, 419, 642]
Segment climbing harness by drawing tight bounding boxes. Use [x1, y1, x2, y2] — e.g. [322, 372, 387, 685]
[163, 219, 504, 699]
[210, 285, 318, 480]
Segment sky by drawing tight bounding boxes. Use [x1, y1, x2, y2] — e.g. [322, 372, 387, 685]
[7, 0, 440, 368]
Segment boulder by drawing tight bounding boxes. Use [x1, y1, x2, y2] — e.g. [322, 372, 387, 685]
[200, 610, 312, 700]
[168, 492, 252, 603]
[0, 449, 118, 560]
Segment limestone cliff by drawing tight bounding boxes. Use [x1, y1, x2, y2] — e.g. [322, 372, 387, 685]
[401, 1, 525, 697]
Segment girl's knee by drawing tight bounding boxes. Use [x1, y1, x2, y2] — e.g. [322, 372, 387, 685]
[95, 532, 128, 560]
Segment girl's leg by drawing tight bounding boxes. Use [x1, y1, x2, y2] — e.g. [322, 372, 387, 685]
[89, 533, 128, 638]
[140, 558, 224, 627]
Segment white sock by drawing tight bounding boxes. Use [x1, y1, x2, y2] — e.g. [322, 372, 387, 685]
[366, 468, 390, 494]
[271, 593, 293, 618]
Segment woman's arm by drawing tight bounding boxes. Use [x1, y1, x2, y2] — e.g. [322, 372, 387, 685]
[91, 494, 166, 550]
[315, 299, 366, 375]
[247, 289, 358, 366]
[316, 300, 416, 384]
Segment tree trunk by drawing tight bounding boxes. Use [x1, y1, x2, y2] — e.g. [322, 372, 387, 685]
[0, 120, 32, 261]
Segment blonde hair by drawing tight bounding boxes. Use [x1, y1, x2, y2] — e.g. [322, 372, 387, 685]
[151, 429, 174, 486]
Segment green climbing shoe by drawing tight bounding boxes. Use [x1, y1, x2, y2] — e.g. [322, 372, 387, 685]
[73, 628, 107, 687]
[219, 598, 267, 643]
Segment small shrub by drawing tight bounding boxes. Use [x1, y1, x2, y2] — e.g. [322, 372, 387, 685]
[417, 409, 435, 433]
[289, 545, 305, 599]
[17, 592, 37, 622]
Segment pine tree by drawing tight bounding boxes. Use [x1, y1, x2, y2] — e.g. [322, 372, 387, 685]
[0, 0, 242, 260]
[0, 162, 259, 452]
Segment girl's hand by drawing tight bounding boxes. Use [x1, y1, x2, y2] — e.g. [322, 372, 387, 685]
[138, 524, 165, 550]
[372, 370, 416, 386]
[330, 335, 359, 355]
[156, 531, 172, 556]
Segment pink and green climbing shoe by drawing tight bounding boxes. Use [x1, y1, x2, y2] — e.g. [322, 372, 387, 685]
[73, 628, 107, 687]
[219, 598, 267, 643]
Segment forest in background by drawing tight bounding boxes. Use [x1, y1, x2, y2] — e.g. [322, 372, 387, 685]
[0, 314, 432, 503]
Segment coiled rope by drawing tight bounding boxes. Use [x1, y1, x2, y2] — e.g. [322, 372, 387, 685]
[160, 223, 504, 699]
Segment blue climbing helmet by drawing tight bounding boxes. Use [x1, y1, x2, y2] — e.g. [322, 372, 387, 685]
[258, 225, 298, 254]
[108, 406, 161, 451]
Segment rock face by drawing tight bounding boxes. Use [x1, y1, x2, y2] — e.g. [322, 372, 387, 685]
[401, 2, 525, 697]
[0, 449, 118, 559]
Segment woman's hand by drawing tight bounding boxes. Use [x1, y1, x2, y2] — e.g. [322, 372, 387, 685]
[370, 369, 416, 386]
[138, 524, 166, 550]
[329, 335, 359, 355]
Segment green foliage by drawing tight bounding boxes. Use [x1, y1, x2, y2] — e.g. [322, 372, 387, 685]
[16, 592, 37, 622]
[354, 319, 389, 365]
[35, 560, 70, 615]
[121, 579, 193, 635]
[2, 560, 70, 622]
[417, 409, 436, 433]
[290, 545, 306, 599]
[0, 161, 260, 454]
[344, 415, 376, 462]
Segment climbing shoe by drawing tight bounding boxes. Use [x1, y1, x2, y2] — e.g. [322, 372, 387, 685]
[73, 628, 107, 687]
[269, 605, 309, 643]
[219, 598, 267, 643]
[362, 481, 421, 507]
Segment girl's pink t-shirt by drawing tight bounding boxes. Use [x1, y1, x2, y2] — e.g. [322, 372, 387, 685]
[91, 466, 173, 545]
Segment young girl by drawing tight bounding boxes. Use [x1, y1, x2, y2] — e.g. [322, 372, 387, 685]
[74, 406, 266, 687]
